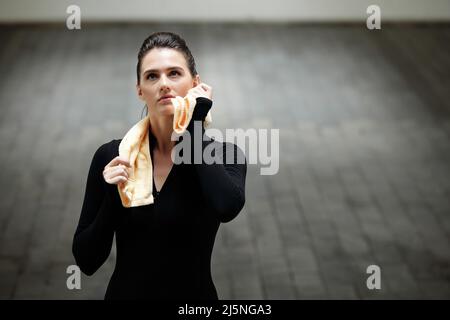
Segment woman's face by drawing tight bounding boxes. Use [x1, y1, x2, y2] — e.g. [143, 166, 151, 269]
[136, 48, 199, 116]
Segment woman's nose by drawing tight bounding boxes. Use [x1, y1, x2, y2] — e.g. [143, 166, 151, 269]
[159, 74, 170, 88]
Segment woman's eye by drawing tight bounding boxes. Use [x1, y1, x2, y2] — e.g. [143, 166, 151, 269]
[146, 71, 180, 80]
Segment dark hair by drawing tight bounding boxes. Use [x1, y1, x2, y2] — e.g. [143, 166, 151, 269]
[136, 31, 197, 85]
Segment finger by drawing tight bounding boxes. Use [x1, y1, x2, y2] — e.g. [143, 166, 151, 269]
[195, 83, 207, 92]
[113, 156, 131, 168]
[108, 176, 128, 185]
[196, 86, 208, 95]
[106, 168, 128, 180]
[106, 156, 131, 168]
[104, 166, 129, 179]
[111, 166, 129, 178]
[115, 157, 132, 168]
[117, 163, 129, 172]
[201, 83, 211, 90]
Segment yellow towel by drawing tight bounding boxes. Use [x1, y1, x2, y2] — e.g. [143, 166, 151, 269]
[117, 94, 212, 208]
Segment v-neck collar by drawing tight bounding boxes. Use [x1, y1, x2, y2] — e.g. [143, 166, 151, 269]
[148, 128, 178, 196]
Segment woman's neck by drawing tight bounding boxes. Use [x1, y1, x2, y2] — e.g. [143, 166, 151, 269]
[148, 114, 175, 155]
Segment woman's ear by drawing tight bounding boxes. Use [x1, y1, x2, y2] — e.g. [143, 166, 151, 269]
[193, 74, 200, 87]
[136, 84, 145, 101]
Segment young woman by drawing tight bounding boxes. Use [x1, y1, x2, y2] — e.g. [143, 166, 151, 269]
[72, 31, 247, 300]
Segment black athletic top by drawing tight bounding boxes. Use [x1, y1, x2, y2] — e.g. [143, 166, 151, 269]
[72, 98, 247, 300]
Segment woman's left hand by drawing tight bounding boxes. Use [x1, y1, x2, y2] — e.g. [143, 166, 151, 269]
[188, 82, 213, 100]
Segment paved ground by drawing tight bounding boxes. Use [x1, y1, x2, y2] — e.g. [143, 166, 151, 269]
[0, 23, 449, 299]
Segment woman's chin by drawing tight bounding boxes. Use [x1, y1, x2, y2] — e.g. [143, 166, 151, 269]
[157, 103, 174, 115]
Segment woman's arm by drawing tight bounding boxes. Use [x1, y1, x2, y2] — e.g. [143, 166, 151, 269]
[187, 97, 247, 223]
[72, 143, 116, 275]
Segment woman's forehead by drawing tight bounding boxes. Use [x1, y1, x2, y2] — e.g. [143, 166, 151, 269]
[141, 48, 187, 72]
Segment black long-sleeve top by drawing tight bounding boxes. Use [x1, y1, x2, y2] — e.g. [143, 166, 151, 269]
[72, 98, 247, 300]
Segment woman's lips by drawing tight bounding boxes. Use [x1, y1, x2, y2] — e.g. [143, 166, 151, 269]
[159, 97, 173, 103]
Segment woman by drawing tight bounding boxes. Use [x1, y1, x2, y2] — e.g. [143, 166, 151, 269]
[72, 31, 247, 300]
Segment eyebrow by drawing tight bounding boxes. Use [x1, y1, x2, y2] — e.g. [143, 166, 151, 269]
[142, 66, 183, 75]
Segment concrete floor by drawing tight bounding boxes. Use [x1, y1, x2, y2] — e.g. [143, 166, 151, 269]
[0, 23, 449, 299]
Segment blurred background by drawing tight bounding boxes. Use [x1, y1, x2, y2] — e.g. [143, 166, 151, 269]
[0, 0, 449, 299]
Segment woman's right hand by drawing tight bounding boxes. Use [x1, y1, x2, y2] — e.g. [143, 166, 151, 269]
[103, 156, 131, 185]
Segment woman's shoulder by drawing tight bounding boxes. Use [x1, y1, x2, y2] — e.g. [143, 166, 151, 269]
[91, 139, 122, 165]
